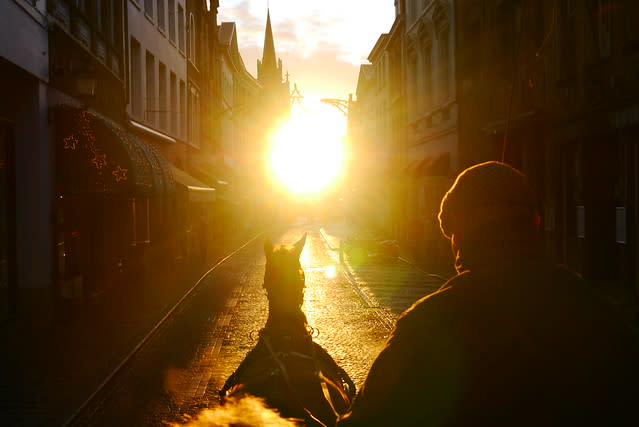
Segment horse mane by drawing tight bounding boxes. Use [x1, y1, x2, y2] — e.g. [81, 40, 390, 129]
[263, 234, 308, 334]
[175, 396, 299, 427]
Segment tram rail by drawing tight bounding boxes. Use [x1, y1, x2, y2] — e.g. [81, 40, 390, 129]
[62, 232, 264, 426]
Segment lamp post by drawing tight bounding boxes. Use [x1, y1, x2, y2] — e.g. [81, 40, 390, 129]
[320, 98, 350, 116]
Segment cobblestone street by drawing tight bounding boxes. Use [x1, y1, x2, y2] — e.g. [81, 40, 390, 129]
[73, 222, 441, 425]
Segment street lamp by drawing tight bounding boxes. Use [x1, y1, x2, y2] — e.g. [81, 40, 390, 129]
[320, 98, 350, 116]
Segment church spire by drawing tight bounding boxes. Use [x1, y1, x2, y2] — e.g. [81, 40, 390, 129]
[261, 9, 277, 71]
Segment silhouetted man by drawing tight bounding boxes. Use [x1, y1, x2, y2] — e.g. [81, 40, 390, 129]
[338, 161, 639, 426]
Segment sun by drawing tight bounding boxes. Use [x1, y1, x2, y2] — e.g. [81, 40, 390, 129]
[269, 102, 346, 196]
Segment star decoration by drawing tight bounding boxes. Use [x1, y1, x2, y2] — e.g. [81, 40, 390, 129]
[63, 135, 79, 150]
[91, 150, 107, 171]
[112, 165, 128, 182]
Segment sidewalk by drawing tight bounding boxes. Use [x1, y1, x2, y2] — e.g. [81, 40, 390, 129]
[0, 233, 255, 426]
[320, 219, 453, 279]
[321, 219, 639, 335]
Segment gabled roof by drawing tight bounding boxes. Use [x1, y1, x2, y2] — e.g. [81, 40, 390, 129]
[356, 64, 374, 97]
[218, 21, 260, 87]
[218, 21, 236, 47]
[368, 33, 389, 63]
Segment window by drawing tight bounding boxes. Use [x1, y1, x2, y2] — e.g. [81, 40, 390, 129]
[144, 0, 153, 18]
[95, 0, 103, 31]
[178, 5, 185, 51]
[73, 0, 87, 12]
[158, 62, 167, 130]
[558, 0, 577, 78]
[146, 51, 156, 125]
[130, 38, 142, 118]
[495, 1, 520, 77]
[189, 86, 200, 147]
[157, 0, 165, 31]
[179, 80, 186, 138]
[168, 0, 176, 42]
[107, 1, 117, 43]
[439, 30, 450, 103]
[188, 13, 196, 63]
[407, 49, 418, 120]
[590, 0, 612, 57]
[170, 72, 177, 135]
[132, 198, 151, 245]
[421, 43, 432, 111]
[409, 0, 418, 24]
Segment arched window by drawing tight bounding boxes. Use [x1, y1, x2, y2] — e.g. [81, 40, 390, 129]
[434, 3, 451, 103]
[417, 20, 433, 111]
[189, 13, 196, 63]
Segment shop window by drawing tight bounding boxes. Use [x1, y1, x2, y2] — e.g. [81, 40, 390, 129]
[131, 197, 150, 245]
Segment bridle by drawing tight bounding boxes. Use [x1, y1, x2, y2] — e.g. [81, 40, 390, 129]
[260, 333, 344, 427]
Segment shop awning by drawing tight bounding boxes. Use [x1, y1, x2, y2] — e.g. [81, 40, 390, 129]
[55, 105, 175, 197]
[169, 165, 217, 203]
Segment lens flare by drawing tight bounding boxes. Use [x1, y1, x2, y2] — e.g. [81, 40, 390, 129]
[324, 264, 338, 279]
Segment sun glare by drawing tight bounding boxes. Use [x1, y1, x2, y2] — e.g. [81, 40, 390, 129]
[269, 103, 346, 196]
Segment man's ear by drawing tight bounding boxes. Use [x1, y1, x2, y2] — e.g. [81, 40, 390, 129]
[293, 233, 307, 258]
[264, 237, 274, 258]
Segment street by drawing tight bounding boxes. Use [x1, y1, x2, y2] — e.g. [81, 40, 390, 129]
[71, 222, 442, 425]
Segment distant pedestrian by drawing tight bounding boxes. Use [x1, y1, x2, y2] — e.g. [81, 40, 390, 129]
[338, 161, 639, 426]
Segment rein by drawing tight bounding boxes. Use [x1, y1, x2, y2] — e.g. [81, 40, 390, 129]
[261, 334, 341, 427]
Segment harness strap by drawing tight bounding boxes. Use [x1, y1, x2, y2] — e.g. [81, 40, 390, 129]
[261, 335, 330, 427]
[310, 343, 346, 418]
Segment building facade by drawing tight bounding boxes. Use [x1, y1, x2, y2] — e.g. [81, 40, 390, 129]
[402, 0, 457, 270]
[0, 0, 51, 321]
[349, 0, 456, 272]
[455, 0, 639, 303]
[0, 0, 296, 323]
[355, 0, 639, 302]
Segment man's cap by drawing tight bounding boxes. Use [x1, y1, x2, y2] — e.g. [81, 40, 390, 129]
[438, 161, 536, 239]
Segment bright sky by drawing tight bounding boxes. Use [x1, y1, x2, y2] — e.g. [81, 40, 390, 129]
[218, 1, 395, 197]
[218, 1, 396, 104]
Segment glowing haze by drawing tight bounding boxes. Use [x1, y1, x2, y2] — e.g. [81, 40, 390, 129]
[218, 1, 394, 196]
[218, 1, 395, 101]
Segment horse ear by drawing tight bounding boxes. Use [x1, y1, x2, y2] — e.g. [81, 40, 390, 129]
[293, 233, 307, 257]
[264, 237, 274, 258]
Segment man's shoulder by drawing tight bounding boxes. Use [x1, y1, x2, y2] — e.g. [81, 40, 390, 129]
[397, 272, 471, 324]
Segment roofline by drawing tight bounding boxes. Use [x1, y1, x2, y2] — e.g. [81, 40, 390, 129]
[368, 33, 390, 62]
